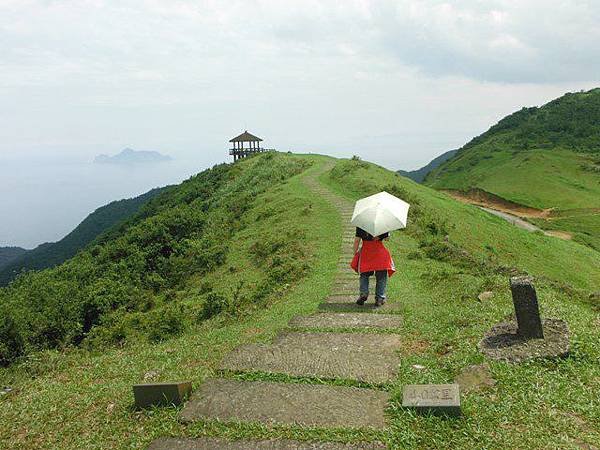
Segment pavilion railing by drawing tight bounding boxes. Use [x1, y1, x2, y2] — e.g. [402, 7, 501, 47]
[229, 148, 273, 155]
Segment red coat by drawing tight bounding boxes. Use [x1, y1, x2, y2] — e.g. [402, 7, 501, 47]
[350, 240, 395, 276]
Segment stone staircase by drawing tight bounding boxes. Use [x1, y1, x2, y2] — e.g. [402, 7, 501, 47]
[149, 165, 400, 450]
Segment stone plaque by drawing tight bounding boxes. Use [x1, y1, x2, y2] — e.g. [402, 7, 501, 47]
[402, 384, 461, 416]
[133, 381, 192, 409]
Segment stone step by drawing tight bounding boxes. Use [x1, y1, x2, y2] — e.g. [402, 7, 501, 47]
[180, 379, 389, 429]
[331, 278, 358, 284]
[330, 290, 370, 296]
[149, 437, 387, 450]
[320, 296, 401, 313]
[331, 282, 362, 289]
[332, 278, 359, 285]
[220, 332, 401, 384]
[290, 313, 402, 330]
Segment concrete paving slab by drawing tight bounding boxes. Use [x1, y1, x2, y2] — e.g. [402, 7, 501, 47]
[220, 332, 401, 384]
[289, 313, 402, 330]
[320, 296, 401, 313]
[180, 379, 389, 429]
[149, 437, 387, 450]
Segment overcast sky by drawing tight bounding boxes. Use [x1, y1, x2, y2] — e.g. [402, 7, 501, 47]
[1, 0, 599, 170]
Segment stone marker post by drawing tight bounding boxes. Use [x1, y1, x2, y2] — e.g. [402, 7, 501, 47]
[402, 384, 461, 417]
[133, 381, 192, 409]
[510, 276, 544, 339]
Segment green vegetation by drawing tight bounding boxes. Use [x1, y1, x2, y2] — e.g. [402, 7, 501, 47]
[426, 89, 600, 249]
[1, 154, 599, 449]
[0, 188, 165, 286]
[0, 153, 310, 366]
[326, 159, 600, 292]
[428, 149, 600, 210]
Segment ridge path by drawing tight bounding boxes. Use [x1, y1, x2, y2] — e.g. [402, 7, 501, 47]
[150, 161, 400, 450]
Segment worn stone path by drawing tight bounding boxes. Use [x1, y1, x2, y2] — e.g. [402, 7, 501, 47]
[153, 163, 398, 449]
[289, 312, 402, 330]
[149, 437, 386, 450]
[181, 379, 390, 428]
[221, 332, 401, 383]
[320, 295, 401, 313]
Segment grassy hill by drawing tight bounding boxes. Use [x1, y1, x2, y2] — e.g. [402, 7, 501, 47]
[426, 88, 600, 250]
[1, 154, 599, 449]
[0, 187, 165, 286]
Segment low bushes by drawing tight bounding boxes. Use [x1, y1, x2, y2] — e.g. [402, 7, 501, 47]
[0, 153, 311, 366]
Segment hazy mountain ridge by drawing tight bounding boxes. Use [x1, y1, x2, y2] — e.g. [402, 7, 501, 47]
[94, 148, 172, 164]
[397, 149, 458, 183]
[0, 187, 165, 286]
[0, 247, 26, 270]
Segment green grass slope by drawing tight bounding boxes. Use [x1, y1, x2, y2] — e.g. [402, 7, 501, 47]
[322, 158, 600, 449]
[0, 187, 165, 286]
[426, 88, 600, 250]
[1, 154, 599, 449]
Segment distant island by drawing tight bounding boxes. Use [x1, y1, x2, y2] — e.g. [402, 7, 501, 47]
[94, 148, 172, 164]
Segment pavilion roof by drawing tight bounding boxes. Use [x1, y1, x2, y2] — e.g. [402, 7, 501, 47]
[229, 131, 263, 142]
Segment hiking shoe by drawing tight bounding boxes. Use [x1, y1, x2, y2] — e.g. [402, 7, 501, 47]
[374, 297, 385, 307]
[356, 295, 368, 305]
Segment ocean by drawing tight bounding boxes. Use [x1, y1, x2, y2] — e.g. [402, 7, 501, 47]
[0, 157, 214, 249]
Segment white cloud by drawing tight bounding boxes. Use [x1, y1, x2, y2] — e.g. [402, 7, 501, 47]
[0, 0, 597, 166]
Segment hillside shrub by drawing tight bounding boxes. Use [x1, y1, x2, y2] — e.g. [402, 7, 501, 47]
[84, 303, 188, 348]
[0, 153, 311, 365]
[199, 292, 230, 320]
[0, 308, 24, 366]
[146, 306, 187, 342]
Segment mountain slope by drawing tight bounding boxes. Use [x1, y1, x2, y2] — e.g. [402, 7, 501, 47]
[0, 188, 165, 286]
[426, 88, 600, 250]
[0, 247, 26, 270]
[1, 154, 599, 450]
[0, 153, 312, 365]
[397, 149, 458, 182]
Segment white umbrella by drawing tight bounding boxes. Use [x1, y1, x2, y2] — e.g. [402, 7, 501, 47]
[351, 191, 410, 236]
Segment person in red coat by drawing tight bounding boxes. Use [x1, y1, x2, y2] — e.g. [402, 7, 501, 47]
[351, 227, 395, 307]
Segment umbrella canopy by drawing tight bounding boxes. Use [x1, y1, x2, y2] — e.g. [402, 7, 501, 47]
[351, 191, 410, 236]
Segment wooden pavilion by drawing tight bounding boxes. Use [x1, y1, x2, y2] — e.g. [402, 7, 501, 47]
[229, 131, 264, 161]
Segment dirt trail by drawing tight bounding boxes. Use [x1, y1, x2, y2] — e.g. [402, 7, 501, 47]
[444, 189, 572, 240]
[444, 189, 553, 218]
